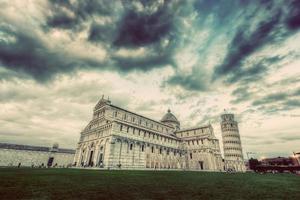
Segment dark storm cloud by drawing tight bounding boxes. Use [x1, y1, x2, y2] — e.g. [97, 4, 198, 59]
[252, 92, 288, 106]
[213, 11, 282, 80]
[292, 88, 300, 96]
[0, 0, 183, 81]
[283, 99, 300, 108]
[253, 87, 300, 106]
[230, 86, 254, 104]
[193, 0, 244, 28]
[229, 85, 300, 115]
[48, 0, 177, 48]
[112, 52, 174, 71]
[163, 1, 300, 92]
[88, 1, 178, 71]
[113, 7, 173, 47]
[46, 0, 117, 30]
[273, 76, 300, 87]
[0, 0, 299, 87]
[285, 0, 300, 30]
[251, 88, 300, 114]
[47, 13, 78, 30]
[88, 23, 116, 43]
[226, 56, 284, 84]
[230, 58, 298, 105]
[0, 23, 110, 82]
[46, 0, 78, 30]
[166, 73, 208, 91]
[213, 0, 300, 84]
[231, 75, 300, 107]
[0, 25, 68, 81]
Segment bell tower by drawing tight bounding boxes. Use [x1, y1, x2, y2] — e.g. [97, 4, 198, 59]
[221, 113, 245, 172]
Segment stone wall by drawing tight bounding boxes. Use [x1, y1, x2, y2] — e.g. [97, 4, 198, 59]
[0, 148, 74, 167]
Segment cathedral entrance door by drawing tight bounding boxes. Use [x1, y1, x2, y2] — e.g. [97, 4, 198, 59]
[88, 151, 94, 166]
[98, 153, 103, 167]
[199, 161, 204, 170]
[47, 157, 54, 167]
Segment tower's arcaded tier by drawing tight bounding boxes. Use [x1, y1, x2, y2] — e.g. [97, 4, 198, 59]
[221, 113, 245, 171]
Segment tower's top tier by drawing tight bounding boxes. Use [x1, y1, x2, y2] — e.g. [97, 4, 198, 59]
[221, 113, 235, 122]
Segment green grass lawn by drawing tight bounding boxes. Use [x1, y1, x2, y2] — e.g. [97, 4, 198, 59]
[0, 168, 299, 200]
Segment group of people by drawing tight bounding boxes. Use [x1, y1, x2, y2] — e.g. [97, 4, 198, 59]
[13, 162, 70, 168]
[77, 161, 104, 168]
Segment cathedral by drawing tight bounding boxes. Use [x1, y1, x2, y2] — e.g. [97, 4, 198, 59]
[73, 96, 245, 171]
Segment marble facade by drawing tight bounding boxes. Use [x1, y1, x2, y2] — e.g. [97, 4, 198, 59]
[73, 97, 227, 171]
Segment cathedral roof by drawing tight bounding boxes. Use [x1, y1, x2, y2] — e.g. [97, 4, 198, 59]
[161, 109, 180, 125]
[176, 124, 212, 133]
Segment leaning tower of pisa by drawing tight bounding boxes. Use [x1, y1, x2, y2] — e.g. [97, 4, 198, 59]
[221, 113, 246, 172]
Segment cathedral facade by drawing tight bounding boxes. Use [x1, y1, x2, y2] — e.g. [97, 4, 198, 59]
[73, 97, 228, 171]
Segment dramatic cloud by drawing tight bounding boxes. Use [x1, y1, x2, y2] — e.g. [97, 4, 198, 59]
[0, 24, 81, 82]
[113, 8, 172, 47]
[0, 0, 299, 157]
[213, 0, 300, 83]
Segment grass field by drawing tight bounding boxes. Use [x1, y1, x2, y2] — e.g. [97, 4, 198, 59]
[0, 168, 299, 200]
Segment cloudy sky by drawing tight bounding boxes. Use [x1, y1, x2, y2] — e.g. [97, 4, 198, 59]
[0, 0, 299, 158]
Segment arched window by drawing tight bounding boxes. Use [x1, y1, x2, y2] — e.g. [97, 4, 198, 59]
[130, 144, 133, 150]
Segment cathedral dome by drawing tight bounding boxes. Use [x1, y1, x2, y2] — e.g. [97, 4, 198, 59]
[161, 109, 180, 130]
